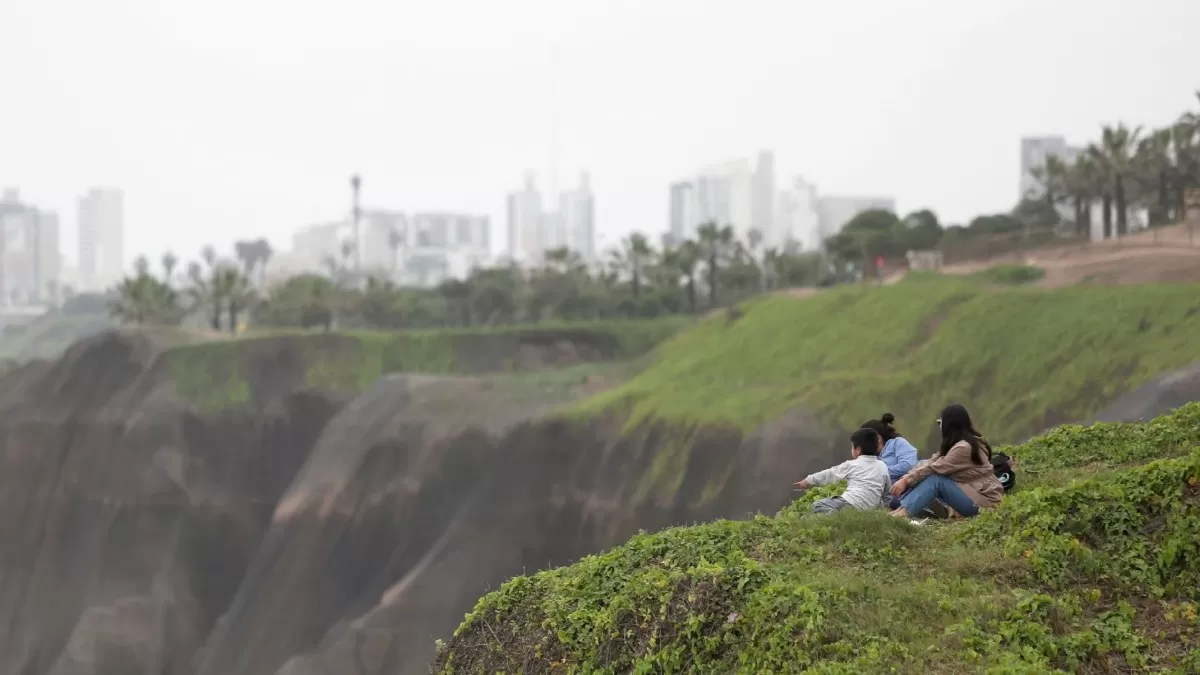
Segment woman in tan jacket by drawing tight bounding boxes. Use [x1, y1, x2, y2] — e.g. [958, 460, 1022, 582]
[888, 403, 1005, 518]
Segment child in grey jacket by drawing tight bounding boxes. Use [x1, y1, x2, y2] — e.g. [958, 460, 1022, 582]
[794, 427, 892, 514]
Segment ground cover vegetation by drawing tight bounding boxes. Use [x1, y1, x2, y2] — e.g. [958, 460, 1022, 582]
[434, 403, 1200, 674]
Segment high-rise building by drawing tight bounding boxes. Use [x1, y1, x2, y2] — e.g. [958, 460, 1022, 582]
[558, 172, 595, 261]
[668, 181, 695, 243]
[506, 173, 543, 264]
[77, 187, 125, 292]
[776, 177, 820, 251]
[668, 150, 776, 244]
[0, 189, 61, 304]
[506, 171, 595, 264]
[291, 208, 490, 288]
[751, 150, 777, 245]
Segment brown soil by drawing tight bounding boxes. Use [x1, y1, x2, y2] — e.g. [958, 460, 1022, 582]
[937, 224, 1200, 288]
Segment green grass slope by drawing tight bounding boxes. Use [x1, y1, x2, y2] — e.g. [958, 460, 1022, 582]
[164, 317, 689, 410]
[572, 276, 1200, 443]
[435, 403, 1200, 674]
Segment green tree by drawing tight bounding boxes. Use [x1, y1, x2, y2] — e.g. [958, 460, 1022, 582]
[696, 222, 735, 307]
[619, 232, 654, 299]
[824, 209, 902, 274]
[900, 209, 944, 250]
[259, 273, 337, 330]
[1090, 124, 1143, 237]
[109, 271, 183, 325]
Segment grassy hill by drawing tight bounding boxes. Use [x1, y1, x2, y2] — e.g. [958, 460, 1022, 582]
[163, 316, 691, 410]
[434, 403, 1200, 674]
[572, 275, 1200, 444]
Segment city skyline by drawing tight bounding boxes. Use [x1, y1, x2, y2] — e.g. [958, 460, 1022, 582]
[5, 0, 1196, 269]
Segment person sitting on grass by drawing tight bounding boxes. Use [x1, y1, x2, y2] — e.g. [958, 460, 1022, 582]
[889, 403, 1004, 519]
[794, 427, 892, 515]
[861, 412, 919, 482]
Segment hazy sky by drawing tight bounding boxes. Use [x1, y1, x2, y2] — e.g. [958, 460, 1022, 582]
[3, 0, 1198, 268]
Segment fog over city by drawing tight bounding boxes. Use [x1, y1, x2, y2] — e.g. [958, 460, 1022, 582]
[3, 0, 1199, 280]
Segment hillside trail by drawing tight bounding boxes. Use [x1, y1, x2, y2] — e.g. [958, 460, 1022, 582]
[776, 223, 1200, 301]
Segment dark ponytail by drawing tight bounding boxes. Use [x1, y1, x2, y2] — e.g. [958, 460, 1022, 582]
[861, 413, 901, 441]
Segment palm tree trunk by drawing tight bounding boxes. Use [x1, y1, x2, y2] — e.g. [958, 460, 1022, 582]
[632, 267, 641, 298]
[1102, 195, 1113, 239]
[229, 303, 239, 334]
[210, 302, 222, 331]
[707, 254, 719, 306]
[1073, 196, 1085, 236]
[686, 275, 697, 313]
[1158, 171, 1170, 225]
[1115, 177, 1128, 236]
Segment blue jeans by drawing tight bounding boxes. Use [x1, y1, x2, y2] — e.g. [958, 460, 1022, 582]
[899, 474, 979, 517]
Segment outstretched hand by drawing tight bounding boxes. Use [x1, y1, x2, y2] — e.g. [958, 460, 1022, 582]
[793, 479, 810, 491]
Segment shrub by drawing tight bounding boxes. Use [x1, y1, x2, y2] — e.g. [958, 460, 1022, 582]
[975, 264, 1046, 285]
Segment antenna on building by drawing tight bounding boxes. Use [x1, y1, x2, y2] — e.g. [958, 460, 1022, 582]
[549, 42, 561, 204]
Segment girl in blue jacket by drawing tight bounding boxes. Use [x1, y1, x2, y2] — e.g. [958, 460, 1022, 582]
[862, 412, 919, 482]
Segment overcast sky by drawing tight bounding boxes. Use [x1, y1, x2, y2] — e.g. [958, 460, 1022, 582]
[3, 0, 1198, 268]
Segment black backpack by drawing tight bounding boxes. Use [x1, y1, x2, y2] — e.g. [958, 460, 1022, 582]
[991, 452, 1016, 492]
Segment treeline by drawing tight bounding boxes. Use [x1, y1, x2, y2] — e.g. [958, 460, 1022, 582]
[1038, 92, 1200, 237]
[106, 207, 1037, 332]
[107, 92, 1200, 331]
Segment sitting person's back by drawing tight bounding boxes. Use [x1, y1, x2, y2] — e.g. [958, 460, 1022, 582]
[794, 427, 891, 514]
[861, 413, 919, 482]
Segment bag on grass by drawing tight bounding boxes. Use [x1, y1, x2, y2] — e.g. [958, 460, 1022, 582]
[991, 452, 1016, 492]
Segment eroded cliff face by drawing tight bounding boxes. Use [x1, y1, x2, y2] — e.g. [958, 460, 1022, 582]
[194, 379, 836, 675]
[0, 330, 863, 674]
[0, 331, 343, 675]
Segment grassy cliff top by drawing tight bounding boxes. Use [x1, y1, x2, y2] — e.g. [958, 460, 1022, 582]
[435, 403, 1200, 674]
[163, 316, 690, 410]
[571, 275, 1200, 443]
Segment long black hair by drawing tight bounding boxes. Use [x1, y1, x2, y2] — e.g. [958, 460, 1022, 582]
[938, 403, 991, 465]
[861, 412, 901, 442]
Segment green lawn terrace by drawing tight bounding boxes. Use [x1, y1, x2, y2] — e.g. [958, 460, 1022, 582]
[160, 315, 691, 410]
[435, 403, 1200, 674]
[569, 276, 1200, 444]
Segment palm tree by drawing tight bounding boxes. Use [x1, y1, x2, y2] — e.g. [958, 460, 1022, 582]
[665, 239, 700, 313]
[188, 257, 223, 331]
[109, 272, 182, 325]
[1061, 155, 1101, 237]
[218, 265, 255, 333]
[621, 232, 653, 299]
[388, 228, 403, 281]
[1090, 124, 1143, 236]
[161, 251, 178, 285]
[1135, 128, 1175, 226]
[254, 238, 273, 287]
[234, 240, 255, 277]
[696, 221, 736, 306]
